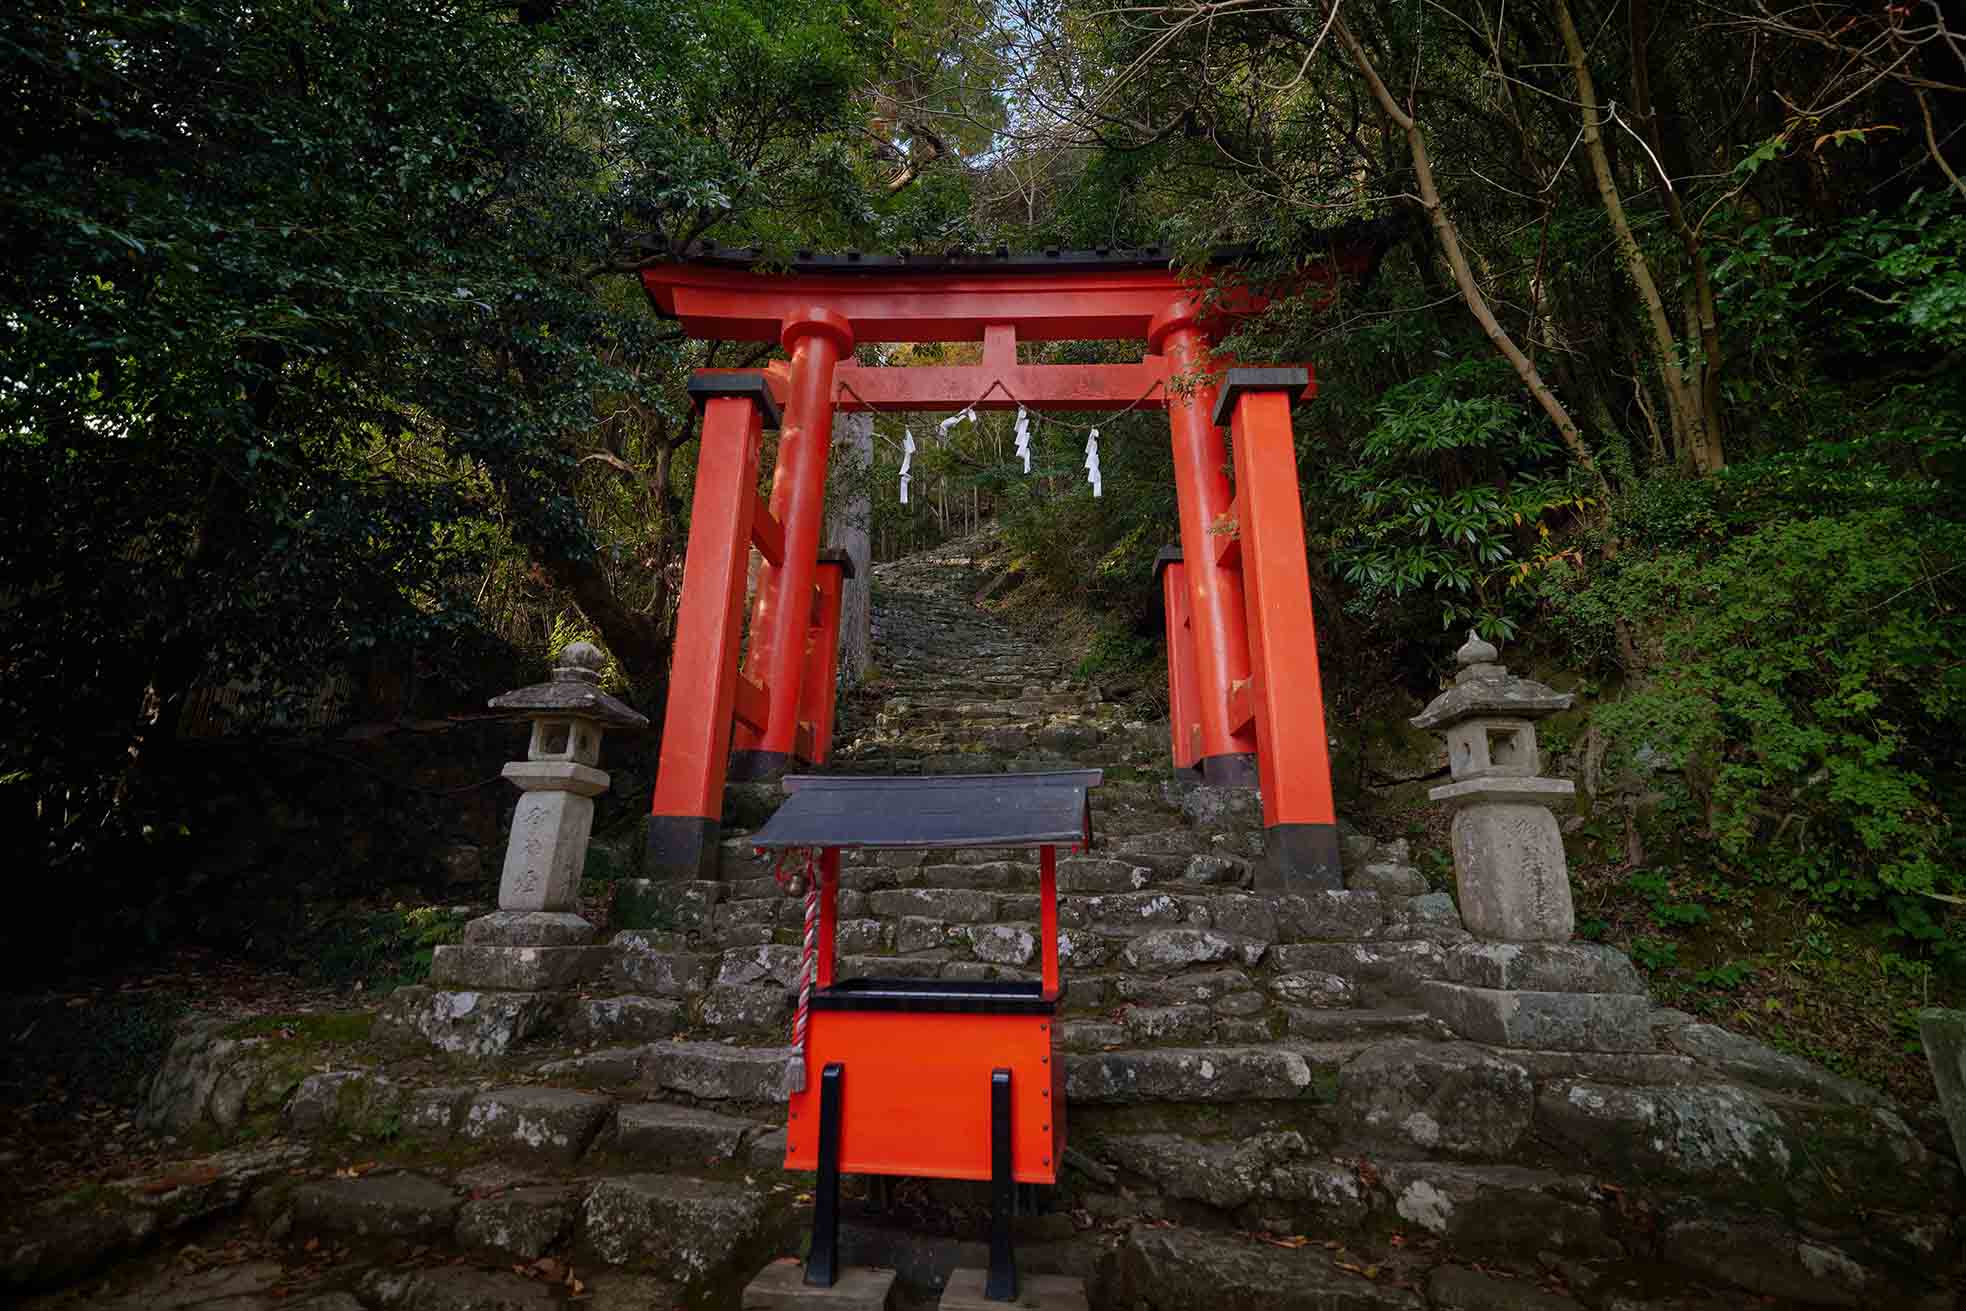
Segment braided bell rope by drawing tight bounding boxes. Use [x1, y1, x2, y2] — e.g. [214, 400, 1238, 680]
[770, 847, 820, 1094]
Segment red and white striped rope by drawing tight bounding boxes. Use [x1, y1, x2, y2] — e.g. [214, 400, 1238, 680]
[789, 849, 818, 1092]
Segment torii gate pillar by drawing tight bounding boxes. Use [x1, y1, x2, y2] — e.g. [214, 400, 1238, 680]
[1150, 303, 1260, 784]
[729, 308, 853, 781]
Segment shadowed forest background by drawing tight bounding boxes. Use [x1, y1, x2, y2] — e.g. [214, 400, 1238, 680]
[4, 0, 1963, 1098]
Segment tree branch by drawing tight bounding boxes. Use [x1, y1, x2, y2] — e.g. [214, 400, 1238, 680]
[1331, 7, 1611, 500]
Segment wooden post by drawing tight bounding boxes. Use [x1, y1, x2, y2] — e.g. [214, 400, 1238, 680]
[1155, 549, 1203, 775]
[1216, 369, 1341, 890]
[646, 375, 777, 881]
[827, 410, 874, 687]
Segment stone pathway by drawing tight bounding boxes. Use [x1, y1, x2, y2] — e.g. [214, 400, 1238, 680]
[6, 527, 1961, 1309]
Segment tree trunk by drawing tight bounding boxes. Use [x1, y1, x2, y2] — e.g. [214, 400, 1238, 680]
[1554, 0, 1721, 474]
[1629, 0, 1727, 471]
[1333, 13, 1612, 500]
[828, 411, 874, 687]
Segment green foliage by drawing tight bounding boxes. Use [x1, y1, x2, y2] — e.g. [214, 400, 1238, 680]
[1693, 960, 1756, 991]
[0, 0, 902, 970]
[1716, 189, 1966, 364]
[0, 992, 188, 1109]
[1333, 357, 1595, 640]
[583, 842, 628, 884]
[1629, 937, 1680, 971]
[1627, 869, 1712, 927]
[222, 1012, 377, 1045]
[1592, 506, 1965, 950]
[1075, 620, 1158, 682]
[298, 904, 470, 991]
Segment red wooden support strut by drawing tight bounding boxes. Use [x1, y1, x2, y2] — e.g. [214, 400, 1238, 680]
[646, 375, 777, 879]
[1216, 369, 1342, 889]
[816, 847, 840, 989]
[1155, 549, 1203, 774]
[1039, 844, 1061, 998]
[798, 552, 853, 767]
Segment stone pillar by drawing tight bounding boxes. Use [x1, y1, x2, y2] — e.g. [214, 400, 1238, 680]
[1411, 633, 1653, 1051]
[381, 643, 648, 1057]
[1919, 1009, 1966, 1168]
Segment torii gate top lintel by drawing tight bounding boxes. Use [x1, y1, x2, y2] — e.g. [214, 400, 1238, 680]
[640, 240, 1385, 412]
[638, 239, 1387, 345]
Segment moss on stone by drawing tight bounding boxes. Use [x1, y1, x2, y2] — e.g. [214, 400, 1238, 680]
[222, 1011, 375, 1045]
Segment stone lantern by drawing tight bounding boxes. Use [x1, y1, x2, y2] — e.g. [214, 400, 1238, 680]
[483, 641, 648, 926]
[384, 643, 648, 1057]
[1410, 632, 1576, 942]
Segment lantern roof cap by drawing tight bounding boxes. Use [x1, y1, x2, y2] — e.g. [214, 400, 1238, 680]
[1410, 632, 1572, 730]
[488, 642, 648, 728]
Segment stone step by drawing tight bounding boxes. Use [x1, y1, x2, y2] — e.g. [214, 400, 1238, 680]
[1063, 1042, 1371, 1104]
[1281, 1007, 1448, 1042]
[1271, 940, 1449, 1000]
[605, 1102, 763, 1171]
[1114, 1224, 1430, 1310]
[612, 932, 716, 994]
[645, 892, 1466, 973]
[566, 994, 686, 1044]
[289, 1163, 782, 1273]
[585, 1172, 776, 1287]
[641, 1039, 803, 1104]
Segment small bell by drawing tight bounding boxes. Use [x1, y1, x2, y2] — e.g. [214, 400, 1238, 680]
[785, 874, 808, 898]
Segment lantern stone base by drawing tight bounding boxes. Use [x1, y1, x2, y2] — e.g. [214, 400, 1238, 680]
[498, 787, 599, 912]
[1418, 981, 1656, 1052]
[741, 1262, 896, 1309]
[427, 944, 613, 992]
[462, 910, 597, 948]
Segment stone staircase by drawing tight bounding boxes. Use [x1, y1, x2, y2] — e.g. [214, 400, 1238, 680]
[18, 528, 1962, 1310]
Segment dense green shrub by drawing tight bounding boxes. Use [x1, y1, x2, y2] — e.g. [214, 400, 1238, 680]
[1588, 506, 1965, 953]
[1333, 356, 1596, 641]
[296, 905, 471, 991]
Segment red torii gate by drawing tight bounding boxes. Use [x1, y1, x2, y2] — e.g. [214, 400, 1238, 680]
[639, 244, 1382, 890]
